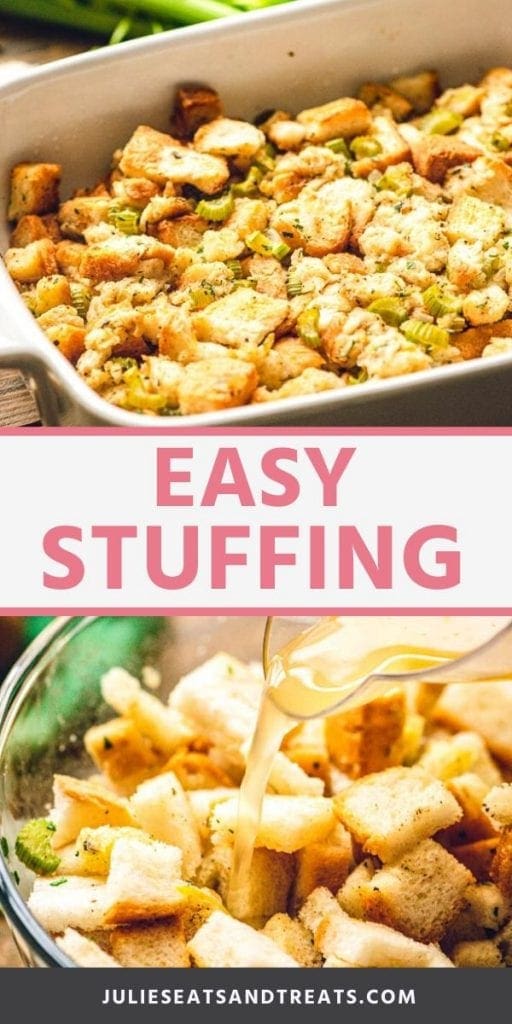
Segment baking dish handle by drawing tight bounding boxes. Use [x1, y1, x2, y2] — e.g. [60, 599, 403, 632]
[0, 335, 63, 425]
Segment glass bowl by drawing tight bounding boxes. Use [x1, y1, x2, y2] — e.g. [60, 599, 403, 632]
[0, 615, 265, 967]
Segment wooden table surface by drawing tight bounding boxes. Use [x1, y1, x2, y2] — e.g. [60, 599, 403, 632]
[0, 16, 93, 428]
[0, 16, 93, 964]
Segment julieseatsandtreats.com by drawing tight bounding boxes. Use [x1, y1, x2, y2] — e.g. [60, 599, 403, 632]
[99, 986, 416, 1007]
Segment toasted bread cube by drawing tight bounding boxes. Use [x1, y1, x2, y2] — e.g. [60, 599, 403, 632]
[358, 82, 413, 120]
[352, 114, 411, 178]
[270, 178, 357, 258]
[84, 717, 163, 795]
[193, 288, 288, 349]
[119, 125, 229, 195]
[56, 928, 119, 967]
[418, 731, 501, 786]
[490, 829, 512, 898]
[8, 162, 61, 221]
[130, 772, 201, 878]
[4, 238, 58, 283]
[262, 914, 321, 967]
[436, 84, 484, 117]
[300, 888, 453, 967]
[283, 719, 329, 783]
[177, 357, 258, 415]
[254, 746, 324, 797]
[164, 749, 235, 791]
[67, 825, 155, 876]
[334, 766, 462, 861]
[172, 85, 223, 140]
[28, 876, 109, 933]
[267, 119, 307, 151]
[30, 274, 71, 316]
[484, 784, 512, 828]
[434, 683, 512, 767]
[10, 214, 56, 247]
[453, 320, 512, 361]
[209, 794, 335, 853]
[297, 97, 372, 143]
[344, 839, 472, 942]
[101, 667, 194, 756]
[110, 918, 190, 967]
[446, 195, 504, 247]
[197, 843, 294, 926]
[325, 689, 406, 779]
[292, 823, 354, 911]
[187, 911, 299, 967]
[55, 240, 87, 276]
[452, 939, 504, 968]
[388, 71, 439, 115]
[194, 118, 265, 162]
[411, 136, 480, 183]
[58, 196, 111, 240]
[169, 653, 263, 749]
[154, 214, 208, 249]
[187, 788, 236, 840]
[450, 837, 499, 881]
[41, 320, 86, 364]
[337, 860, 374, 918]
[79, 233, 174, 283]
[104, 836, 184, 925]
[462, 882, 509, 932]
[50, 774, 135, 849]
[438, 773, 497, 846]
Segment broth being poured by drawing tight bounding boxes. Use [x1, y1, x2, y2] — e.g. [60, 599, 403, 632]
[227, 615, 512, 917]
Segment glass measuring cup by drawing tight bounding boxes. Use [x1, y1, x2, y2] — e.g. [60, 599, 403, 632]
[262, 615, 512, 720]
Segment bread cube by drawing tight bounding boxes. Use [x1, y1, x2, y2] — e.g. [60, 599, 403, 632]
[64, 825, 150, 876]
[28, 876, 109, 933]
[297, 97, 372, 142]
[325, 689, 406, 779]
[334, 766, 461, 861]
[490, 829, 512, 898]
[110, 918, 190, 967]
[438, 773, 497, 846]
[418, 731, 501, 786]
[4, 239, 58, 283]
[85, 717, 163, 794]
[169, 653, 262, 749]
[130, 772, 201, 878]
[483, 783, 512, 828]
[187, 911, 299, 967]
[433, 682, 512, 767]
[119, 125, 229, 194]
[388, 71, 439, 114]
[193, 288, 288, 349]
[338, 839, 472, 942]
[101, 667, 194, 756]
[446, 195, 504, 247]
[300, 888, 453, 967]
[104, 836, 184, 925]
[56, 928, 119, 967]
[50, 774, 134, 849]
[411, 136, 480, 183]
[194, 117, 265, 162]
[292, 822, 354, 910]
[196, 843, 294, 926]
[187, 788, 236, 840]
[8, 162, 61, 221]
[10, 214, 56, 247]
[452, 939, 504, 967]
[262, 914, 321, 967]
[209, 794, 335, 853]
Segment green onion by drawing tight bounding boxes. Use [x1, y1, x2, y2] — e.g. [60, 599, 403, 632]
[232, 166, 264, 197]
[422, 284, 462, 318]
[422, 109, 463, 135]
[108, 204, 141, 234]
[70, 283, 92, 319]
[490, 131, 511, 152]
[325, 138, 351, 158]
[287, 271, 303, 297]
[350, 136, 382, 159]
[196, 191, 234, 222]
[367, 297, 408, 327]
[297, 307, 321, 348]
[401, 318, 450, 349]
[246, 229, 291, 260]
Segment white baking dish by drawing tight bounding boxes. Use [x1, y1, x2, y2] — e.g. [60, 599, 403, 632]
[1, 0, 512, 426]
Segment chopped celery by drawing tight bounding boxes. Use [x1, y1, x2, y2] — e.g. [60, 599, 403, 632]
[490, 131, 511, 152]
[189, 284, 217, 309]
[350, 136, 382, 159]
[246, 229, 291, 261]
[225, 259, 243, 279]
[196, 191, 234, 222]
[422, 109, 463, 135]
[401, 318, 450, 349]
[108, 204, 141, 234]
[254, 143, 277, 174]
[286, 271, 303, 297]
[422, 284, 462, 318]
[70, 282, 92, 319]
[297, 307, 321, 348]
[15, 819, 60, 876]
[367, 297, 408, 327]
[376, 164, 413, 197]
[325, 138, 351, 158]
[231, 166, 264, 197]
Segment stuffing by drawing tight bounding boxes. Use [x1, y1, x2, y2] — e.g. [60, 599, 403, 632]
[194, 118, 265, 163]
[8, 162, 61, 221]
[296, 97, 372, 143]
[193, 288, 288, 348]
[119, 125, 229, 194]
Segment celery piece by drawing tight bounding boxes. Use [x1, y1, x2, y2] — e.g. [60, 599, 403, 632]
[490, 131, 511, 152]
[368, 297, 407, 327]
[232, 166, 264, 197]
[350, 136, 382, 159]
[422, 284, 462, 318]
[70, 282, 92, 319]
[286, 271, 303, 297]
[325, 137, 351, 158]
[196, 192, 234, 222]
[15, 819, 60, 876]
[108, 204, 141, 234]
[297, 307, 321, 348]
[246, 229, 290, 260]
[422, 109, 463, 135]
[401, 318, 450, 349]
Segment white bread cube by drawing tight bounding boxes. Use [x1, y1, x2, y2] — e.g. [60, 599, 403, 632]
[209, 794, 335, 853]
[337, 860, 374, 918]
[244, 743, 324, 797]
[101, 667, 193, 755]
[169, 653, 263, 751]
[196, 843, 294, 926]
[262, 914, 321, 967]
[483, 784, 512, 828]
[50, 774, 135, 849]
[299, 888, 453, 968]
[452, 939, 504, 968]
[84, 717, 163, 795]
[110, 918, 190, 967]
[28, 876, 109, 933]
[58, 825, 151, 876]
[56, 928, 119, 967]
[418, 731, 501, 786]
[130, 772, 201, 878]
[187, 788, 236, 840]
[334, 766, 462, 861]
[104, 837, 184, 925]
[433, 683, 512, 767]
[187, 911, 299, 967]
[337, 839, 472, 942]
